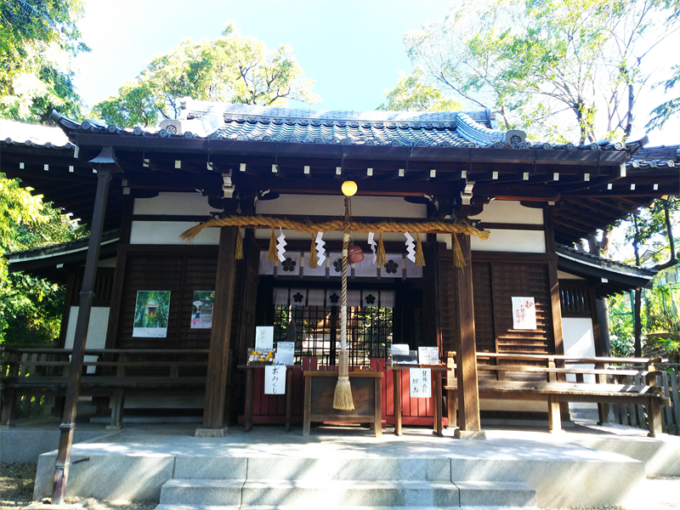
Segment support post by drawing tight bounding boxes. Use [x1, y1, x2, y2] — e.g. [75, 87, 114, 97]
[52, 149, 118, 504]
[451, 234, 484, 438]
[196, 226, 238, 437]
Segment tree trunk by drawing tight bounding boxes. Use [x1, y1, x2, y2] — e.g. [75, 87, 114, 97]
[634, 288, 642, 358]
[601, 226, 612, 257]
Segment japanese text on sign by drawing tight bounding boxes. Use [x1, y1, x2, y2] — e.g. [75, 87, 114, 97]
[409, 368, 431, 398]
[255, 326, 274, 351]
[264, 365, 285, 395]
[511, 296, 537, 330]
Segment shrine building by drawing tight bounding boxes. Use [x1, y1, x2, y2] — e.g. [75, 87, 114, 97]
[1, 103, 678, 434]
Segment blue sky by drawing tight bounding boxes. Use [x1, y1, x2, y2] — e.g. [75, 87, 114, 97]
[74, 0, 679, 145]
[75, 0, 450, 112]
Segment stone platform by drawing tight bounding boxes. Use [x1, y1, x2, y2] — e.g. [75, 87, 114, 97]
[27, 422, 680, 509]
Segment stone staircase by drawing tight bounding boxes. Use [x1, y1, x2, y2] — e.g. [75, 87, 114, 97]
[154, 456, 538, 509]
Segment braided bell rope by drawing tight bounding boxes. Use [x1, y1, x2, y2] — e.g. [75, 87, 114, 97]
[180, 215, 490, 242]
[340, 197, 350, 378]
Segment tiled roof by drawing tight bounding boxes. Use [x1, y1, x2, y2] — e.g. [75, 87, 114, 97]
[168, 102, 507, 148]
[5, 230, 119, 264]
[628, 144, 679, 168]
[557, 244, 657, 278]
[0, 118, 74, 149]
[43, 102, 643, 153]
[556, 244, 657, 296]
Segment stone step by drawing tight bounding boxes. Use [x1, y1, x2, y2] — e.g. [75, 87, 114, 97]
[156, 505, 537, 510]
[159, 479, 536, 508]
[173, 456, 448, 481]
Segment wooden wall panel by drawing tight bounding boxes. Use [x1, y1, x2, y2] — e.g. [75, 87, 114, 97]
[559, 280, 595, 318]
[490, 263, 553, 354]
[472, 262, 495, 353]
[69, 268, 116, 307]
[116, 250, 218, 350]
[438, 245, 556, 357]
[438, 245, 459, 355]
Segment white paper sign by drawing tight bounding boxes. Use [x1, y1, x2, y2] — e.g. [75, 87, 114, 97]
[512, 296, 537, 330]
[418, 347, 440, 365]
[264, 365, 286, 395]
[255, 326, 274, 351]
[391, 344, 410, 356]
[275, 341, 295, 365]
[409, 368, 431, 398]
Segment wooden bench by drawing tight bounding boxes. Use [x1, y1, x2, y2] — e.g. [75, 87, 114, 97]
[445, 352, 671, 437]
[0, 348, 209, 428]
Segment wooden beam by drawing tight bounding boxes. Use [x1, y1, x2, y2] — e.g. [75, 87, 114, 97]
[237, 176, 455, 196]
[475, 184, 560, 201]
[452, 234, 482, 435]
[197, 226, 238, 436]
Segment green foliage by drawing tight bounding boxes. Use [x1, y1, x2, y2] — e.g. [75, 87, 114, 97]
[608, 292, 636, 357]
[647, 65, 680, 130]
[0, 0, 87, 122]
[378, 68, 461, 112]
[403, 0, 679, 143]
[608, 277, 680, 360]
[0, 175, 86, 344]
[91, 21, 320, 128]
[623, 197, 680, 264]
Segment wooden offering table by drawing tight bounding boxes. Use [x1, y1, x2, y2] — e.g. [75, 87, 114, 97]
[389, 364, 446, 436]
[302, 370, 383, 437]
[239, 364, 294, 432]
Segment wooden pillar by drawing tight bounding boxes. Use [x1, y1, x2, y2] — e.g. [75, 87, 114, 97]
[196, 226, 238, 437]
[452, 234, 483, 437]
[544, 208, 569, 419]
[52, 149, 118, 504]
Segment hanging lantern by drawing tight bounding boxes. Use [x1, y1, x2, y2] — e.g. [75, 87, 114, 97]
[341, 180, 358, 197]
[348, 244, 364, 264]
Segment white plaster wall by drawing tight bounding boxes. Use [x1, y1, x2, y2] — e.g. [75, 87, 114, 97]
[562, 317, 597, 383]
[256, 194, 427, 218]
[130, 221, 219, 245]
[133, 192, 220, 216]
[558, 270, 585, 280]
[65, 307, 109, 374]
[470, 200, 544, 225]
[470, 229, 546, 253]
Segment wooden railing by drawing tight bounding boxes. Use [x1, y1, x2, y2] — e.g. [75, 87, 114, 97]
[610, 362, 680, 435]
[446, 352, 675, 436]
[0, 347, 209, 426]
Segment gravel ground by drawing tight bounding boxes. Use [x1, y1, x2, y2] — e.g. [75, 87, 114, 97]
[1, 463, 678, 510]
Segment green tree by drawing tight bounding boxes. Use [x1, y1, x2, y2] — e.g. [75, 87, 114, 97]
[0, 0, 88, 123]
[92, 22, 320, 128]
[378, 68, 461, 112]
[1, 1, 88, 344]
[0, 177, 86, 344]
[402, 0, 679, 143]
[647, 65, 680, 130]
